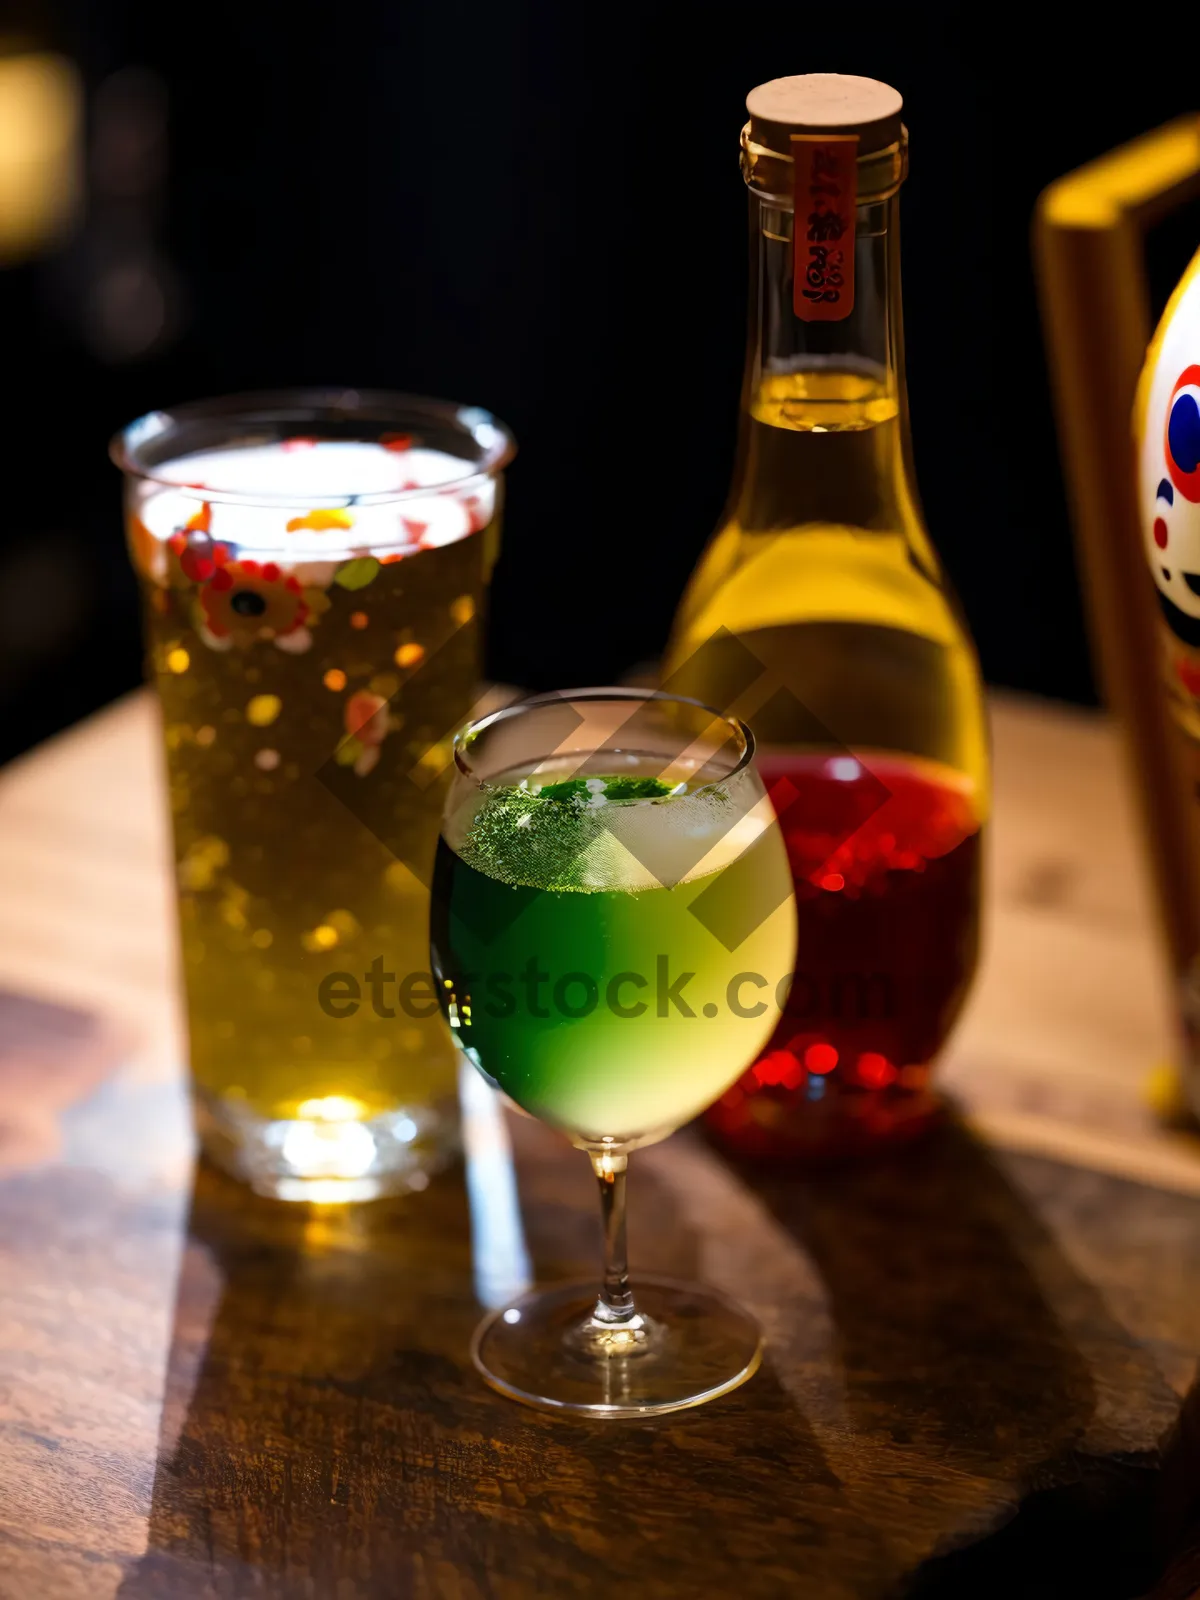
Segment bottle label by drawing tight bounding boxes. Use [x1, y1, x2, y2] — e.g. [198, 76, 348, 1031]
[791, 134, 858, 321]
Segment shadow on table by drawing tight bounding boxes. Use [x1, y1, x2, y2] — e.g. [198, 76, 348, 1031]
[116, 1112, 1189, 1599]
[114, 1156, 482, 1599]
[723, 1117, 1176, 1599]
[115, 1142, 848, 1600]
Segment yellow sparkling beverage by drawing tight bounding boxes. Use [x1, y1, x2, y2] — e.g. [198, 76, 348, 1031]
[117, 394, 513, 1199]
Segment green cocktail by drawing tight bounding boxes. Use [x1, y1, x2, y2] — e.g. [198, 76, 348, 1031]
[431, 770, 794, 1147]
[431, 689, 796, 1420]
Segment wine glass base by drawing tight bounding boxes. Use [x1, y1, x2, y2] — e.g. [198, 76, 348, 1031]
[471, 1276, 762, 1418]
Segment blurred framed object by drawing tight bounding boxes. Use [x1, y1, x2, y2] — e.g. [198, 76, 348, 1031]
[1036, 118, 1200, 1098]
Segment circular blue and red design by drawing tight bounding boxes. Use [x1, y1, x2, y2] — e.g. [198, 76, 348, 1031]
[1166, 365, 1200, 502]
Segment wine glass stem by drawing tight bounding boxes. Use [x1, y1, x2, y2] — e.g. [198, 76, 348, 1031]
[591, 1150, 635, 1324]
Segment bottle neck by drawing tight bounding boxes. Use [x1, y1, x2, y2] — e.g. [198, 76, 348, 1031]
[733, 186, 922, 535]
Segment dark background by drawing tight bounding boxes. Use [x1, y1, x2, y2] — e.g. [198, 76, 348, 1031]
[3, 4, 1200, 765]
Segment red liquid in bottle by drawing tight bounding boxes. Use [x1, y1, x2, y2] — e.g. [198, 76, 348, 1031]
[705, 751, 983, 1161]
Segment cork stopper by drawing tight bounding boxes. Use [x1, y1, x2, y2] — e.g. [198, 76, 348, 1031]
[742, 74, 907, 202]
[746, 74, 903, 156]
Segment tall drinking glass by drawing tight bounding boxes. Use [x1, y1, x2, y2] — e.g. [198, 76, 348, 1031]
[431, 689, 797, 1416]
[114, 389, 514, 1201]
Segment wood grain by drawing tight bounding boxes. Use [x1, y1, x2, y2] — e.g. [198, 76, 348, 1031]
[1, 690, 1200, 1598]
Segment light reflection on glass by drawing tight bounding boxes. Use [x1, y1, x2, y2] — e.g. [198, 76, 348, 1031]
[459, 1057, 532, 1310]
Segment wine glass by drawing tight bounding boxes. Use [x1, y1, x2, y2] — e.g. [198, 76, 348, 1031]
[430, 689, 797, 1417]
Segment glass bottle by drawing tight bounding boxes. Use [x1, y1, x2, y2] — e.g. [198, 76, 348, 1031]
[664, 74, 989, 1160]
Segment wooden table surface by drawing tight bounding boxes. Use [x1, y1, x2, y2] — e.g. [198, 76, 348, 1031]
[3, 690, 1200, 1599]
